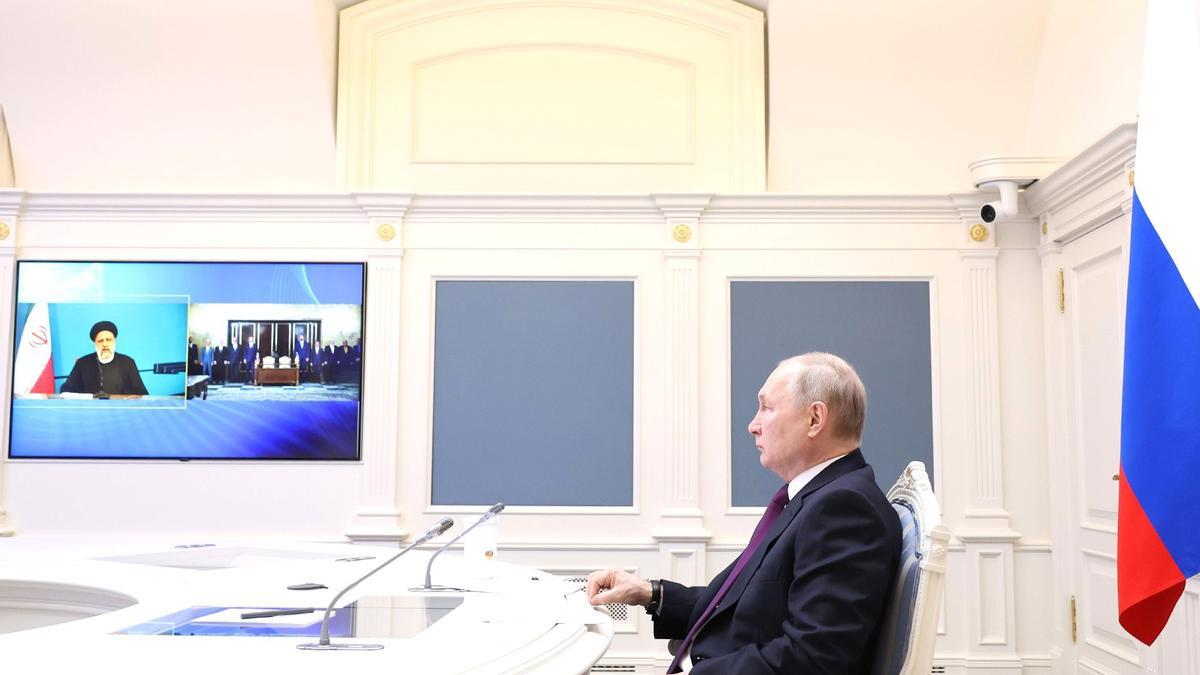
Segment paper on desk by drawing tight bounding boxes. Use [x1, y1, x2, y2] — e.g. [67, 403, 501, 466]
[191, 608, 324, 626]
[462, 592, 609, 625]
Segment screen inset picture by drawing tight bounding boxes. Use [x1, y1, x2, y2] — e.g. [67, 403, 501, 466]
[8, 261, 366, 460]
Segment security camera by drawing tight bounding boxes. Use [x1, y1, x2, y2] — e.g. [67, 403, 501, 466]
[977, 180, 1019, 223]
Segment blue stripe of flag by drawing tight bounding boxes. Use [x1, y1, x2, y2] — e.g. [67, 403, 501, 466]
[1121, 190, 1200, 578]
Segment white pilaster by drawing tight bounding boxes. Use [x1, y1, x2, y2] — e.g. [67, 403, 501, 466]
[651, 195, 712, 579]
[0, 189, 23, 537]
[952, 197, 1022, 673]
[346, 193, 412, 542]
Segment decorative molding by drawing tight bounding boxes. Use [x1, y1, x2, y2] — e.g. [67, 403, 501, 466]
[652, 193, 714, 224]
[963, 543, 1020, 670]
[1024, 124, 1138, 244]
[969, 223, 989, 242]
[661, 543, 706, 587]
[1, 193, 1050, 249]
[14, 192, 364, 223]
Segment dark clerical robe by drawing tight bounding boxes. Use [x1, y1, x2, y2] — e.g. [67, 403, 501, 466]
[61, 353, 149, 396]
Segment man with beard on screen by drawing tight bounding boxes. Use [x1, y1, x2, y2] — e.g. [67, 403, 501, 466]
[61, 320, 149, 397]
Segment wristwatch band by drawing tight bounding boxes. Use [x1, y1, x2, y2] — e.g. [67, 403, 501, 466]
[646, 578, 662, 615]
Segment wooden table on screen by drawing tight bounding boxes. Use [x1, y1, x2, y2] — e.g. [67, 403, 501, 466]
[255, 367, 300, 386]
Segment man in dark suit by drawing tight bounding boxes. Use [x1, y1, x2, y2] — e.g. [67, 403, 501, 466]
[231, 337, 244, 383]
[295, 334, 312, 378]
[321, 341, 335, 383]
[213, 341, 229, 384]
[242, 336, 259, 385]
[187, 336, 200, 375]
[61, 320, 149, 396]
[587, 352, 900, 674]
[312, 339, 325, 383]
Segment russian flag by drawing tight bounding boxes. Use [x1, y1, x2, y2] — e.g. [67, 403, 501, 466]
[1117, 0, 1200, 646]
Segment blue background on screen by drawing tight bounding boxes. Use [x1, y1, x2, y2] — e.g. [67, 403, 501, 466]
[14, 261, 363, 304]
[9, 261, 365, 460]
[10, 399, 360, 460]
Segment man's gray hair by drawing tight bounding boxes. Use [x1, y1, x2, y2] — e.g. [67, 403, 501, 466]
[776, 352, 867, 442]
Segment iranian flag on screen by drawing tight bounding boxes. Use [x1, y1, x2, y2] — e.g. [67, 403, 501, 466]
[13, 302, 55, 395]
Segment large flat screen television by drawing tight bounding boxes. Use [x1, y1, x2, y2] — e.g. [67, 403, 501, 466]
[8, 261, 366, 460]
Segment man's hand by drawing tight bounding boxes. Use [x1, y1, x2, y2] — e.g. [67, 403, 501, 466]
[586, 568, 652, 607]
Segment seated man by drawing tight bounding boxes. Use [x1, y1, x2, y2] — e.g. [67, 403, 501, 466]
[588, 352, 900, 674]
[61, 320, 149, 396]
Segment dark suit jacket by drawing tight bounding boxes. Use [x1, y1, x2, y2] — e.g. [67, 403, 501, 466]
[60, 353, 149, 396]
[654, 450, 900, 674]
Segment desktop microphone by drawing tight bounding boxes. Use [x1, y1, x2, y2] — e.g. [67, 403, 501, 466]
[96, 360, 109, 399]
[296, 517, 454, 651]
[410, 502, 505, 592]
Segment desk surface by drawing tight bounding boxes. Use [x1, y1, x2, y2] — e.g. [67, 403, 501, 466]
[0, 538, 612, 674]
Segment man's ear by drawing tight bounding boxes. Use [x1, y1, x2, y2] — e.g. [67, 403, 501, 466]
[807, 401, 829, 438]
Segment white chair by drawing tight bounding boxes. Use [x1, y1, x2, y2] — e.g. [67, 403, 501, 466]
[261, 356, 276, 368]
[870, 461, 950, 675]
[278, 355, 291, 368]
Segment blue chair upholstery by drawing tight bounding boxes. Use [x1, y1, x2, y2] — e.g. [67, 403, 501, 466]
[869, 461, 950, 675]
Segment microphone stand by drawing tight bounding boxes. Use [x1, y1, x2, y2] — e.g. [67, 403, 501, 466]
[410, 503, 504, 593]
[297, 517, 453, 651]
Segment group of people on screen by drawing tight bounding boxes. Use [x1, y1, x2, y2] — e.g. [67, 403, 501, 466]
[187, 333, 361, 386]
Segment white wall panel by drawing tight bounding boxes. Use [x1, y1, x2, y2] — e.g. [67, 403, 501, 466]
[337, 0, 765, 192]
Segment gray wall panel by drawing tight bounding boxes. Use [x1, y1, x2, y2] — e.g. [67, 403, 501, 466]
[431, 280, 634, 507]
[730, 281, 934, 506]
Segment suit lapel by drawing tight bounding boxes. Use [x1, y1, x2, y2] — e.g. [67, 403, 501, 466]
[701, 450, 867, 624]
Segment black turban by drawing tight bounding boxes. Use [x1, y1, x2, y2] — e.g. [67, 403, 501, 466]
[89, 320, 118, 341]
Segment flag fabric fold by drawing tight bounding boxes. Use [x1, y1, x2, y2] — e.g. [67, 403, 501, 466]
[13, 302, 56, 395]
[1118, 0, 1200, 646]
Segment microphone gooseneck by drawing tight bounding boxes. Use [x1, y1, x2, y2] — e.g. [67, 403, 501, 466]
[297, 517, 454, 651]
[412, 503, 505, 593]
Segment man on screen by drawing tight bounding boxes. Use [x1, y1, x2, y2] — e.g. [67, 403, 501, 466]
[295, 334, 312, 375]
[243, 336, 259, 385]
[60, 320, 149, 397]
[201, 337, 214, 377]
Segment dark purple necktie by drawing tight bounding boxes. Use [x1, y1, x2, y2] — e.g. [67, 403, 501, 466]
[667, 485, 790, 673]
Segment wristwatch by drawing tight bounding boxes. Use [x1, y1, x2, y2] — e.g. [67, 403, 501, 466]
[645, 578, 662, 615]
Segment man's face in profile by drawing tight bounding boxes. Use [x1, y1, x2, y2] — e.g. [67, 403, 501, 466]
[94, 330, 116, 363]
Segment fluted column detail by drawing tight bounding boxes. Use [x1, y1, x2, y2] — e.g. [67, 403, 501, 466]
[650, 195, 711, 582]
[347, 193, 412, 542]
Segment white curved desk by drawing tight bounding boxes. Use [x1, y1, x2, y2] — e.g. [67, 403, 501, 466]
[0, 538, 613, 674]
